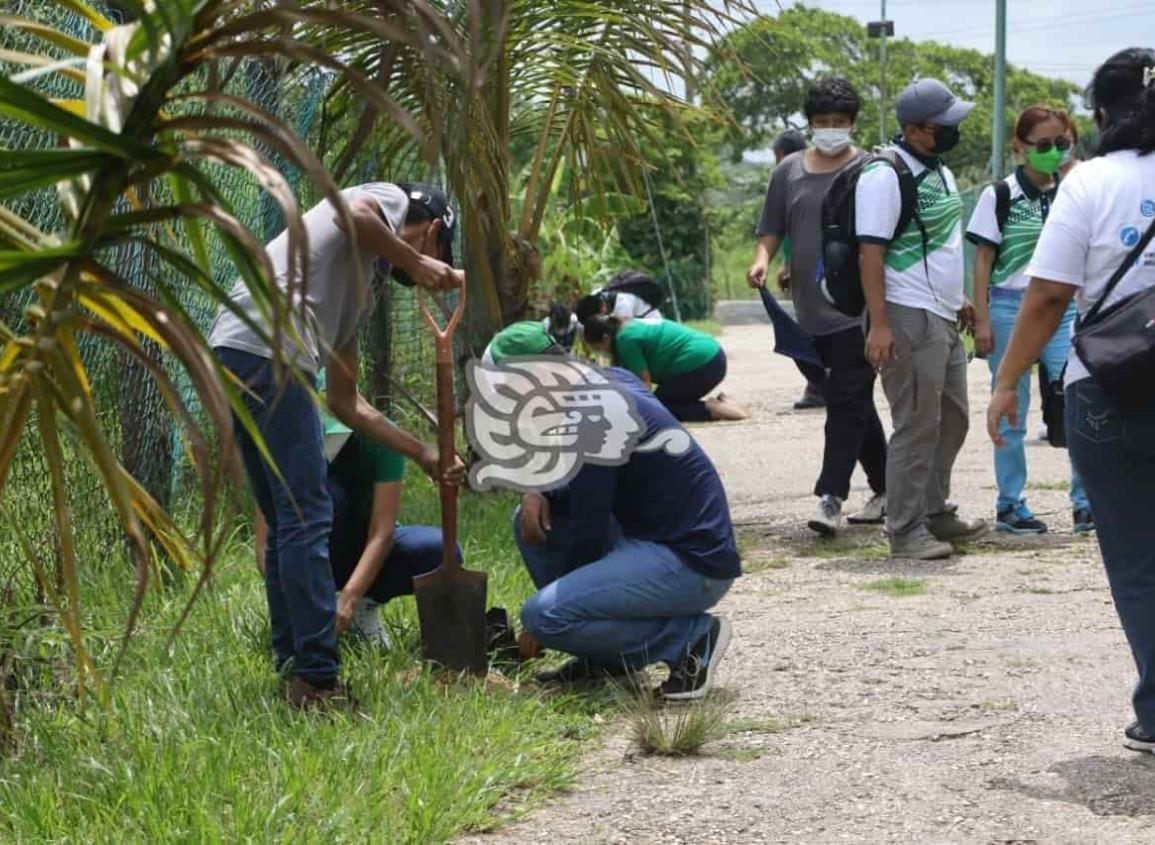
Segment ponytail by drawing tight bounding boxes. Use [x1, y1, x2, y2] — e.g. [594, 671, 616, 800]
[1088, 47, 1155, 156]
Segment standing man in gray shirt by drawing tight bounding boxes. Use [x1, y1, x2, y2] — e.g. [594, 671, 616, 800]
[210, 182, 464, 709]
[747, 78, 888, 535]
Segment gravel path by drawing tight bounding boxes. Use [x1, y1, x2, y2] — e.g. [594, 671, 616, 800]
[462, 320, 1155, 845]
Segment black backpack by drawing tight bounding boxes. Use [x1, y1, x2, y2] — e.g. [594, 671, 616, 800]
[819, 150, 926, 317]
[603, 270, 663, 316]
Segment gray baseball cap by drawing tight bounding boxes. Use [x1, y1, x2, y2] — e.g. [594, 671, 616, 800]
[895, 79, 975, 127]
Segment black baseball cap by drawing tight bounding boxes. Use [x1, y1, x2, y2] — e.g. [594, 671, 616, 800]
[397, 181, 457, 267]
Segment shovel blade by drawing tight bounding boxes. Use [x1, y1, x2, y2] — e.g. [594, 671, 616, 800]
[413, 567, 489, 675]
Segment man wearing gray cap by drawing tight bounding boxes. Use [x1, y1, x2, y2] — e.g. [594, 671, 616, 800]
[855, 79, 989, 560]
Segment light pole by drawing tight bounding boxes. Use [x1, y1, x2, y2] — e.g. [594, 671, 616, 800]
[992, 0, 1008, 177]
[868, 3, 895, 148]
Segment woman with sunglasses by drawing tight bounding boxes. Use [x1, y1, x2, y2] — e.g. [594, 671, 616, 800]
[967, 105, 1093, 535]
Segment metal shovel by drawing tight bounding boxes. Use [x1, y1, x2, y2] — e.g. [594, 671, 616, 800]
[412, 282, 489, 675]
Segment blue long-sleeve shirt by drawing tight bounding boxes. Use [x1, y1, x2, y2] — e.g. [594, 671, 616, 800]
[543, 368, 742, 580]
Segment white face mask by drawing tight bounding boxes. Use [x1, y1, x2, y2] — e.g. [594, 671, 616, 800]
[812, 127, 852, 156]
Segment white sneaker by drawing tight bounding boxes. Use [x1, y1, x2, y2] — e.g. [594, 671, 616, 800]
[807, 495, 842, 536]
[348, 596, 392, 649]
[847, 492, 887, 525]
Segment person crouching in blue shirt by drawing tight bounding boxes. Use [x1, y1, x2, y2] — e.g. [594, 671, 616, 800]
[512, 367, 741, 700]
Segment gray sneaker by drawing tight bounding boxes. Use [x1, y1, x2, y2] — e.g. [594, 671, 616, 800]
[847, 492, 886, 525]
[890, 526, 953, 560]
[927, 511, 989, 543]
[807, 495, 843, 536]
[348, 596, 392, 649]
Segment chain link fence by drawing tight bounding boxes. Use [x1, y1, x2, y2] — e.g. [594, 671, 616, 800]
[0, 3, 445, 578]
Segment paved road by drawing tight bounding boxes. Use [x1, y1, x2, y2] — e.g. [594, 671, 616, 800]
[464, 323, 1155, 845]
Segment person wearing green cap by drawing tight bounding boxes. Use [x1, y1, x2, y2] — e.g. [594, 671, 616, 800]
[481, 320, 568, 365]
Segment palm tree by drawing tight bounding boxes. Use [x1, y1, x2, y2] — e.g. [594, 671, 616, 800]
[0, 0, 480, 697]
[317, 0, 755, 347]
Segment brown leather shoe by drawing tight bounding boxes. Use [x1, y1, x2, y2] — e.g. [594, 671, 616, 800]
[285, 676, 356, 712]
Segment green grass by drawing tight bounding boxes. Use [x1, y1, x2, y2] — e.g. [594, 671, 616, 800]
[808, 535, 890, 561]
[618, 682, 733, 757]
[1026, 480, 1071, 492]
[745, 554, 790, 573]
[0, 485, 607, 844]
[863, 577, 928, 598]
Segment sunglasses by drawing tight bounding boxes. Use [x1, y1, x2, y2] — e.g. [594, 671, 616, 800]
[1027, 136, 1072, 154]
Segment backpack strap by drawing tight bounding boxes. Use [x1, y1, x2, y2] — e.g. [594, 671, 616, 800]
[886, 152, 919, 240]
[882, 150, 931, 277]
[994, 179, 1012, 234]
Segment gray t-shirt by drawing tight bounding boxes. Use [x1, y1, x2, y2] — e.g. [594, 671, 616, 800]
[755, 150, 862, 337]
[208, 183, 409, 373]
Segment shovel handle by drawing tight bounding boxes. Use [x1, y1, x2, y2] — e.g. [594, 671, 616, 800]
[417, 285, 467, 572]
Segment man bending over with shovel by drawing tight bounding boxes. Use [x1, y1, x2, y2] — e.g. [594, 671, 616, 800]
[254, 373, 463, 649]
[210, 182, 465, 710]
[494, 342, 741, 700]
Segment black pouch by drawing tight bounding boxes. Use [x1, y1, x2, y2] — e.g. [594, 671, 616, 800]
[1037, 362, 1067, 448]
[1073, 218, 1155, 411]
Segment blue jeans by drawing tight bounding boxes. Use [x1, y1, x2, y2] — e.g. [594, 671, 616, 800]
[1067, 379, 1155, 731]
[514, 507, 733, 668]
[216, 348, 338, 685]
[988, 289, 1088, 514]
[331, 522, 460, 605]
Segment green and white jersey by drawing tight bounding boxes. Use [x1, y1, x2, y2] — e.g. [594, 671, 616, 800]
[854, 145, 966, 321]
[965, 168, 1054, 292]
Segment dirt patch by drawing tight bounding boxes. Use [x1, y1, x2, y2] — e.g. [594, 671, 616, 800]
[460, 325, 1152, 845]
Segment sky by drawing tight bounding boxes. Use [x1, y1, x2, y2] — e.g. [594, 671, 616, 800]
[753, 0, 1154, 86]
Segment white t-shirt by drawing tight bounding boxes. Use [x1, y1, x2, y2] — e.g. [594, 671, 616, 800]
[855, 146, 966, 322]
[1026, 150, 1155, 387]
[966, 169, 1054, 293]
[208, 183, 409, 373]
[611, 291, 663, 322]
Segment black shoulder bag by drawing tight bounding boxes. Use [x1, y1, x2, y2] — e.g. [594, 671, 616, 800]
[1072, 217, 1155, 411]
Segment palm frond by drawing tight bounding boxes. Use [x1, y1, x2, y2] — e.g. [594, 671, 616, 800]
[0, 0, 475, 688]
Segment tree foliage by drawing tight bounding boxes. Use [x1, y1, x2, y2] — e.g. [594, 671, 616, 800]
[707, 6, 1082, 185]
[318, 0, 756, 339]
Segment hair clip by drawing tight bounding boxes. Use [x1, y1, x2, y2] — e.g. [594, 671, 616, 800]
[1144, 66, 1155, 88]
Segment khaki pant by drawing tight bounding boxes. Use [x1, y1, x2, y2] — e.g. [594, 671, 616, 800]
[880, 303, 970, 537]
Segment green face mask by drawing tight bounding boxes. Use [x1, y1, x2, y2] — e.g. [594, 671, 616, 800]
[1027, 145, 1063, 174]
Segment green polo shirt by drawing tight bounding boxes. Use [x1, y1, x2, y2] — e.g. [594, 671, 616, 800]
[613, 319, 720, 383]
[318, 372, 405, 484]
[322, 413, 405, 483]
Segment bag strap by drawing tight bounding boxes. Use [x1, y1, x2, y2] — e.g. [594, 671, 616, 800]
[1082, 217, 1155, 326]
[994, 180, 1011, 233]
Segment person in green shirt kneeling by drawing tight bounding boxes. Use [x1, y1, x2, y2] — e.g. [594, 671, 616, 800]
[581, 316, 748, 422]
[256, 398, 461, 648]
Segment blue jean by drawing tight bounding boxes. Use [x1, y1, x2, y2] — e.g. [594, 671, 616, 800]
[216, 348, 338, 685]
[987, 289, 1089, 513]
[1067, 379, 1155, 731]
[331, 522, 460, 605]
[514, 507, 733, 668]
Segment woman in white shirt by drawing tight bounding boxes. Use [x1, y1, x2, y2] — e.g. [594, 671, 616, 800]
[967, 106, 1092, 536]
[987, 48, 1155, 754]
